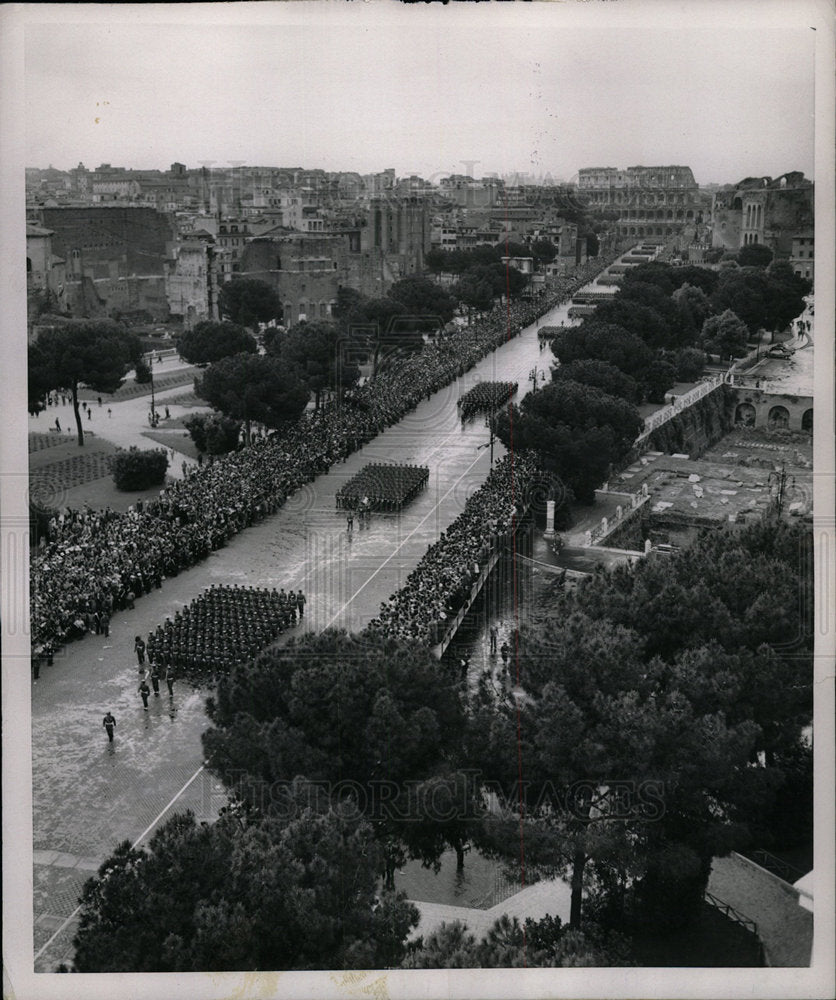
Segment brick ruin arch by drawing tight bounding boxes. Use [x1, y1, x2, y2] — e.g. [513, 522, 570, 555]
[768, 405, 790, 429]
[735, 402, 756, 426]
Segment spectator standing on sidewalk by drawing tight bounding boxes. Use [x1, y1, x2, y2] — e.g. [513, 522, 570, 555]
[103, 711, 116, 742]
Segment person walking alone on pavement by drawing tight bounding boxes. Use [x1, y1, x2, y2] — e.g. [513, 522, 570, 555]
[103, 711, 116, 741]
[139, 678, 150, 709]
[489, 625, 498, 654]
[500, 641, 510, 667]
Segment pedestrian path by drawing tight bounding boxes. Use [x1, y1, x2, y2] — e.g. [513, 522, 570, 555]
[707, 853, 812, 966]
[28, 355, 209, 482]
[408, 876, 572, 942]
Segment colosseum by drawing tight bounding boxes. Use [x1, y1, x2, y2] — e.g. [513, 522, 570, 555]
[577, 165, 706, 241]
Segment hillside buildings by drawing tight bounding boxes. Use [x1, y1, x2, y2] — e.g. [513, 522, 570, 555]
[711, 172, 814, 273]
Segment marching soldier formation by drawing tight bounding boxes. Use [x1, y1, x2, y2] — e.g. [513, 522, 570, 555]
[336, 463, 430, 513]
[457, 381, 518, 421]
[144, 584, 306, 684]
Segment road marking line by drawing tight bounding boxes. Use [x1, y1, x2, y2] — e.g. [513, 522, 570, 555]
[130, 765, 206, 849]
[33, 764, 206, 965]
[294, 324, 546, 594]
[323, 447, 486, 630]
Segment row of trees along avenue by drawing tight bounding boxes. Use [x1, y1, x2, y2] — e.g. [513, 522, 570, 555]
[549, 255, 810, 409]
[68, 516, 811, 969]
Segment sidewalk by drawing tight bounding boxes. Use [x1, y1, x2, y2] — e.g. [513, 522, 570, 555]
[29, 356, 211, 482]
[408, 876, 572, 942]
[707, 853, 813, 966]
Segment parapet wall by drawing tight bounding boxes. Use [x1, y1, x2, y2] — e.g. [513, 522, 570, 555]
[644, 385, 736, 458]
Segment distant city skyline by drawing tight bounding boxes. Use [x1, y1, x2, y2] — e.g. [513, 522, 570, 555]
[19, 2, 818, 188]
[21, 161, 811, 192]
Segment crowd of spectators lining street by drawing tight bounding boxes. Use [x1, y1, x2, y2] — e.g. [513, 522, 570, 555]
[365, 451, 539, 645]
[145, 584, 304, 684]
[457, 381, 519, 421]
[30, 253, 619, 660]
[336, 463, 430, 512]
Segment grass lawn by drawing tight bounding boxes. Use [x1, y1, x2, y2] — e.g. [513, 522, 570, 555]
[29, 432, 179, 514]
[28, 432, 79, 453]
[141, 429, 201, 461]
[76, 370, 196, 403]
[629, 902, 762, 967]
[48, 473, 179, 515]
[162, 390, 207, 407]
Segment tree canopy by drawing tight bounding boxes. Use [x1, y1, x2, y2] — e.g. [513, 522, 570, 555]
[710, 265, 809, 334]
[388, 275, 457, 328]
[334, 290, 433, 373]
[494, 380, 643, 503]
[551, 322, 655, 386]
[592, 297, 672, 351]
[453, 270, 496, 319]
[403, 914, 632, 968]
[28, 320, 143, 445]
[218, 277, 283, 330]
[70, 804, 418, 972]
[531, 239, 557, 265]
[737, 243, 774, 268]
[424, 245, 501, 276]
[177, 321, 257, 365]
[465, 520, 812, 932]
[202, 629, 469, 880]
[700, 309, 750, 359]
[551, 359, 641, 404]
[199, 352, 309, 437]
[182, 412, 242, 455]
[672, 283, 713, 341]
[269, 320, 360, 408]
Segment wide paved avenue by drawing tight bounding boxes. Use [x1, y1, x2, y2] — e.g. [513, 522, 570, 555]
[30, 286, 593, 970]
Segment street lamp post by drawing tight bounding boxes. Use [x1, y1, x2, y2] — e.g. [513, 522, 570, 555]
[528, 367, 542, 393]
[477, 413, 496, 466]
[767, 463, 795, 517]
[485, 413, 495, 465]
[149, 352, 156, 418]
